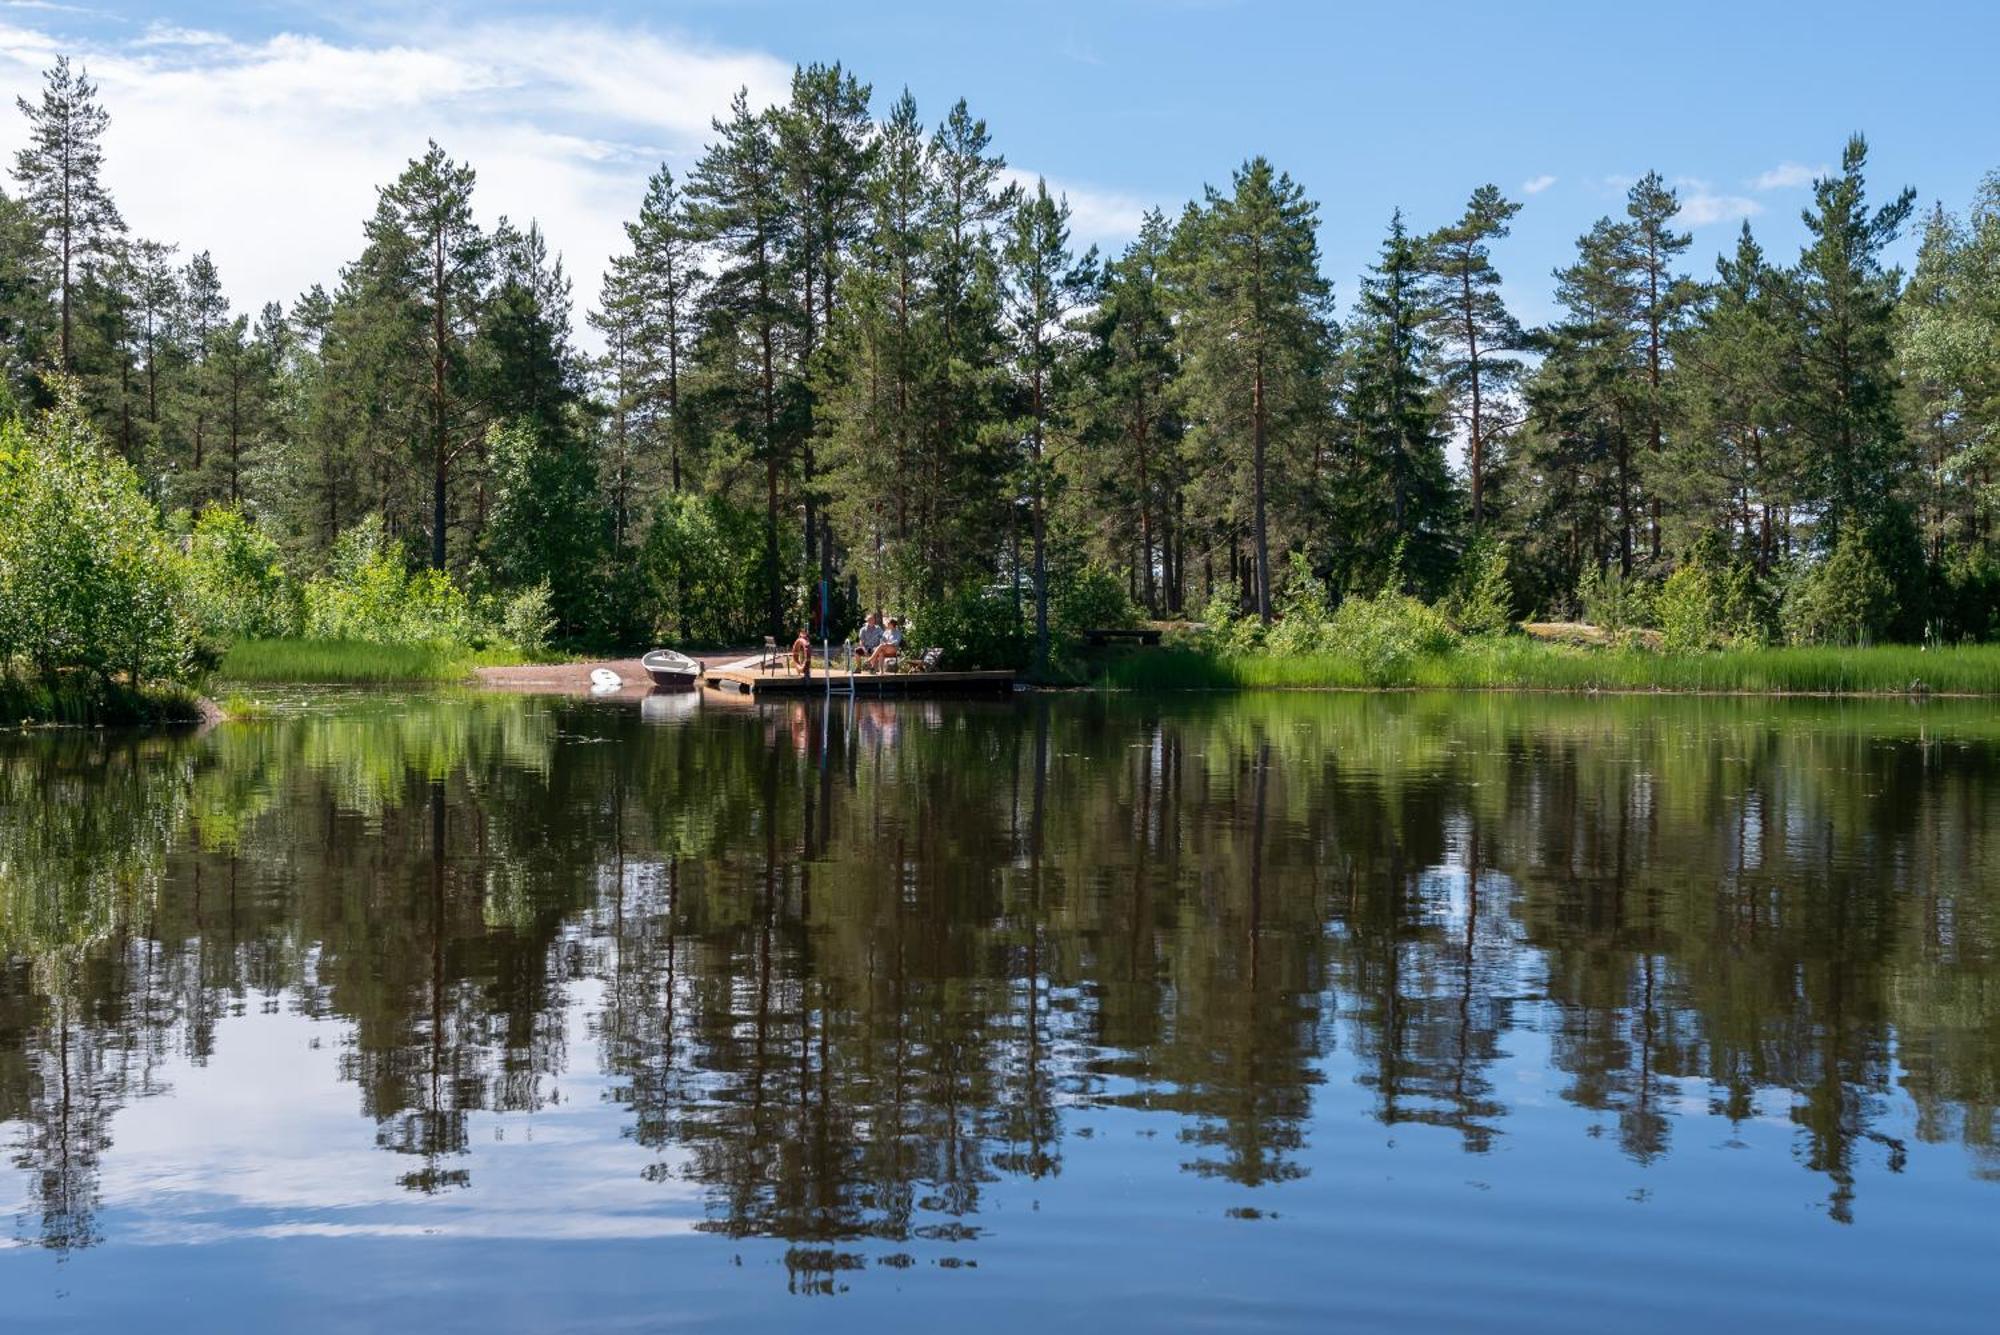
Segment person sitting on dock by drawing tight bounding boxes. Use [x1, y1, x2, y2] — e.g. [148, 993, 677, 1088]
[788, 625, 813, 675]
[858, 610, 885, 658]
[865, 617, 903, 672]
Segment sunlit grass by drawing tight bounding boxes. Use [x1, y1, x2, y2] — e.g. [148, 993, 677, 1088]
[1101, 638, 2000, 695]
[217, 638, 539, 684]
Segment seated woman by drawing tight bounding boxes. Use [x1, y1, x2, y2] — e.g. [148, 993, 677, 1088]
[788, 626, 812, 675]
[865, 617, 903, 672]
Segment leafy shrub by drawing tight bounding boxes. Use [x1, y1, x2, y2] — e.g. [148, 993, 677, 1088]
[1323, 589, 1459, 675]
[1930, 545, 2000, 643]
[0, 385, 194, 686]
[640, 491, 772, 646]
[185, 505, 299, 646]
[302, 516, 477, 646]
[1576, 565, 1656, 632]
[1444, 536, 1515, 635]
[1051, 563, 1138, 643]
[1265, 553, 1334, 656]
[1191, 589, 1266, 656]
[500, 581, 557, 655]
[1656, 535, 1775, 653]
[911, 583, 1027, 670]
[1782, 534, 1897, 646]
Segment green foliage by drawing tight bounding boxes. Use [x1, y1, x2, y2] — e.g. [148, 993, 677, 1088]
[910, 583, 1027, 671]
[1321, 589, 1459, 677]
[1265, 553, 1334, 656]
[499, 581, 557, 656]
[1051, 563, 1138, 641]
[1576, 566, 1656, 633]
[217, 638, 527, 683]
[1782, 533, 1898, 646]
[1656, 535, 1774, 653]
[302, 516, 477, 646]
[1930, 546, 2000, 643]
[484, 419, 605, 638]
[1191, 589, 1266, 656]
[638, 491, 770, 646]
[0, 386, 193, 687]
[185, 505, 300, 646]
[1443, 537, 1514, 635]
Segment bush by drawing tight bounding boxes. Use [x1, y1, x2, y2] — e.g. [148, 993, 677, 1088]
[1931, 545, 2000, 643]
[1782, 534, 1898, 646]
[1444, 536, 1515, 636]
[1576, 565, 1655, 632]
[1322, 589, 1459, 675]
[911, 583, 1027, 670]
[302, 516, 478, 646]
[1656, 535, 1775, 654]
[500, 581, 557, 655]
[1191, 589, 1266, 656]
[640, 491, 772, 646]
[1051, 563, 1138, 643]
[185, 505, 300, 647]
[0, 385, 195, 687]
[1265, 553, 1334, 656]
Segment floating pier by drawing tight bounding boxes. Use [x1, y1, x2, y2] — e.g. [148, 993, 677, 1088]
[702, 665, 1017, 697]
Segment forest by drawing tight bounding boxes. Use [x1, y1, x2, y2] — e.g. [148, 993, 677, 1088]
[3, 54, 1999, 692]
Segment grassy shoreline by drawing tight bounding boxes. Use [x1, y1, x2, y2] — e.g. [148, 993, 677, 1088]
[1099, 638, 2000, 696]
[1, 671, 208, 727]
[217, 638, 545, 684]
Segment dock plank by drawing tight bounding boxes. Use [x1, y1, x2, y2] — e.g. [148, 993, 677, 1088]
[702, 666, 1017, 697]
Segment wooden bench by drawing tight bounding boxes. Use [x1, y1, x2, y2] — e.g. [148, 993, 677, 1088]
[1083, 627, 1162, 648]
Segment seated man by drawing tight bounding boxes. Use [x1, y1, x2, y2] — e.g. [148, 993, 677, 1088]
[858, 610, 885, 658]
[865, 616, 903, 672]
[788, 625, 812, 674]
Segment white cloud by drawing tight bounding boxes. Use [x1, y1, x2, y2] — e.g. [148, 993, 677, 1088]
[1750, 160, 1826, 191]
[1521, 173, 1557, 195]
[1002, 168, 1150, 249]
[0, 17, 1151, 353]
[1674, 176, 1763, 227]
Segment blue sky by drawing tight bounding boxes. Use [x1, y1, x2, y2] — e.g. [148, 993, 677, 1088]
[3, 0, 1994, 341]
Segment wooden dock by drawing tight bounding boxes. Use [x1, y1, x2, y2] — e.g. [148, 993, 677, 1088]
[702, 665, 1018, 697]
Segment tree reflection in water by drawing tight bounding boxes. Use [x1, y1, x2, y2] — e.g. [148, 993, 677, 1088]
[1, 691, 1996, 1265]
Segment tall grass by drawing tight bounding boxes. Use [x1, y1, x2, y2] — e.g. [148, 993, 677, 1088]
[1103, 638, 2000, 695]
[0, 670, 206, 725]
[217, 638, 532, 684]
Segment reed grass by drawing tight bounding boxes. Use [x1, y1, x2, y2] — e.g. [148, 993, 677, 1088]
[1101, 638, 2000, 696]
[216, 638, 533, 684]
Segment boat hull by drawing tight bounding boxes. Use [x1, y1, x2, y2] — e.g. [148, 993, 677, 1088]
[641, 650, 704, 690]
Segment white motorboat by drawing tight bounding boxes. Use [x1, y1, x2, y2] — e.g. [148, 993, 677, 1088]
[641, 648, 704, 689]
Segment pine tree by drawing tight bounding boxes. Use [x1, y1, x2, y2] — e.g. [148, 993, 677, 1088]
[1665, 224, 1793, 565]
[688, 90, 797, 635]
[1079, 209, 1182, 612]
[1784, 136, 1916, 544]
[776, 63, 874, 593]
[1345, 211, 1456, 593]
[1170, 158, 1332, 620]
[11, 56, 124, 371]
[1617, 172, 1694, 559]
[368, 142, 491, 570]
[1002, 180, 1091, 674]
[1422, 185, 1524, 529]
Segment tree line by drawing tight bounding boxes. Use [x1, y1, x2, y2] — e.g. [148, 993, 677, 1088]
[5, 55, 1998, 664]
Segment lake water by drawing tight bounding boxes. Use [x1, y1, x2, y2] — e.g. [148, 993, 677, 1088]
[1, 689, 1995, 1331]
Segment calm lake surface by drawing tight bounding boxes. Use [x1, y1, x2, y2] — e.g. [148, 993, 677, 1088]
[1, 689, 1996, 1331]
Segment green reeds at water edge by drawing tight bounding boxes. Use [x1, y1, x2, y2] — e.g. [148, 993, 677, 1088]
[216, 639, 532, 684]
[1101, 639, 2000, 695]
[0, 671, 206, 726]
